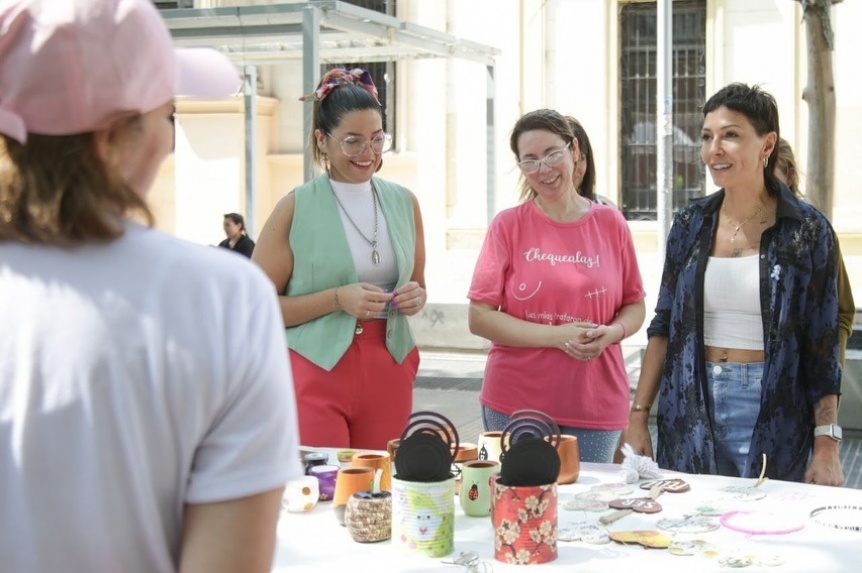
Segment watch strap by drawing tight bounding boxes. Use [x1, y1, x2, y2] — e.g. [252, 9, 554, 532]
[814, 424, 843, 442]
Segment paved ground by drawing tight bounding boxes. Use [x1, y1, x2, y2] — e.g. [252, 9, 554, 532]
[413, 349, 862, 489]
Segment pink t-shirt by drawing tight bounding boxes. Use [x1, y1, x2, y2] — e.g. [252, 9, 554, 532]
[468, 201, 646, 429]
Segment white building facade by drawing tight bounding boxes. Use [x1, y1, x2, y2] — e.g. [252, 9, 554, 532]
[152, 0, 862, 350]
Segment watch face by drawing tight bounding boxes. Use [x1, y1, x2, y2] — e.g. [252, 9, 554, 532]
[833, 425, 843, 440]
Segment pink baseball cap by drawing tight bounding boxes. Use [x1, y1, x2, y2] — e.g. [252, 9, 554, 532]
[0, 0, 241, 143]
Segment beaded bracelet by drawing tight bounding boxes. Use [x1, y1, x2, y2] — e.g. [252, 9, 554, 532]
[612, 321, 627, 341]
[332, 287, 341, 309]
[720, 510, 804, 535]
[809, 505, 862, 532]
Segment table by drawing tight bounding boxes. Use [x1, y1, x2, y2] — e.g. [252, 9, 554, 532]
[272, 453, 862, 572]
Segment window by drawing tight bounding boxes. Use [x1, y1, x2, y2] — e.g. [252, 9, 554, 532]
[619, 1, 706, 220]
[153, 0, 193, 8]
[326, 1, 397, 147]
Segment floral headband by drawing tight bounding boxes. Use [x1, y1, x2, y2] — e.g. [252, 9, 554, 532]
[299, 68, 379, 103]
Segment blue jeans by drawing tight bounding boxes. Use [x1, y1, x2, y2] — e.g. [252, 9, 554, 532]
[705, 361, 764, 478]
[481, 405, 621, 464]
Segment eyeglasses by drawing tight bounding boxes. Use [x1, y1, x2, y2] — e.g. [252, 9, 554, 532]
[516, 142, 572, 174]
[327, 132, 392, 157]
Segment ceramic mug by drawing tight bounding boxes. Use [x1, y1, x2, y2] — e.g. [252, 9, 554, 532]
[492, 481, 558, 564]
[387, 438, 401, 464]
[308, 464, 340, 502]
[333, 466, 376, 525]
[391, 475, 455, 558]
[282, 476, 320, 513]
[459, 460, 499, 517]
[352, 451, 392, 492]
[477, 431, 504, 464]
[554, 434, 580, 485]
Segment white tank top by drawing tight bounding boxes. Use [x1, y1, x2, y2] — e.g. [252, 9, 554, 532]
[330, 179, 399, 316]
[703, 255, 763, 350]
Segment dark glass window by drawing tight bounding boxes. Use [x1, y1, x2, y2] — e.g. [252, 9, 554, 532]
[619, 1, 706, 220]
[153, 0, 193, 8]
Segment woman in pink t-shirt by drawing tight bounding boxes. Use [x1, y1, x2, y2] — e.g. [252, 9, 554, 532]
[468, 109, 646, 463]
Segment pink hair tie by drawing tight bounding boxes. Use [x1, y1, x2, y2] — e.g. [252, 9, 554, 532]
[299, 68, 379, 102]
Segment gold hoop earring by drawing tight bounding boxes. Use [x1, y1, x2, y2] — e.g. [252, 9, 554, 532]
[763, 156, 769, 168]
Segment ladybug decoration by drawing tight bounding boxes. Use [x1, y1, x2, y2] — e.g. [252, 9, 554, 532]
[478, 445, 488, 461]
[468, 482, 479, 501]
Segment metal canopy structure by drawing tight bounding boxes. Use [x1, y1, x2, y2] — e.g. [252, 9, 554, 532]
[161, 1, 501, 227]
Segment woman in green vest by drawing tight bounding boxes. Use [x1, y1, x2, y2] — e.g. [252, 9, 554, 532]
[254, 68, 427, 450]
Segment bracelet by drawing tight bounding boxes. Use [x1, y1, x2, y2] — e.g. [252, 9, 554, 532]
[631, 402, 652, 413]
[612, 321, 627, 341]
[809, 505, 862, 532]
[720, 510, 804, 535]
[332, 287, 341, 310]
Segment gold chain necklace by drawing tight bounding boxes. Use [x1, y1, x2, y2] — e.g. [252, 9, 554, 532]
[722, 204, 763, 244]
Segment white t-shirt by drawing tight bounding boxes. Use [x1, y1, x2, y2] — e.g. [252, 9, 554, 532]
[0, 222, 301, 572]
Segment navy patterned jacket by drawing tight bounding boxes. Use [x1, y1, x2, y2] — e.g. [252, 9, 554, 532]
[646, 184, 841, 481]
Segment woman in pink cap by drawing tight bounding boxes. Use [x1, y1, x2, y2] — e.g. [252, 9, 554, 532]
[0, 1, 301, 572]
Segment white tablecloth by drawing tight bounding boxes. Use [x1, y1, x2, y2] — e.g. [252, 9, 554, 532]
[273, 454, 862, 572]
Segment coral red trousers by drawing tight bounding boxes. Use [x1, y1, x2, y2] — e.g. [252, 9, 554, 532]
[290, 319, 419, 451]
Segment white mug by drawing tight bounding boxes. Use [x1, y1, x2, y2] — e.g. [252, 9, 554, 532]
[477, 431, 504, 464]
[283, 476, 320, 513]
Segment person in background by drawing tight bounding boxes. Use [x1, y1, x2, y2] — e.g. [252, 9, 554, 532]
[623, 84, 844, 486]
[0, 1, 301, 572]
[253, 68, 426, 451]
[775, 138, 854, 365]
[468, 108, 646, 463]
[219, 212, 255, 258]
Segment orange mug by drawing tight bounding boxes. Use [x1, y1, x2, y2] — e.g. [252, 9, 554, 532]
[333, 466, 376, 525]
[551, 434, 580, 485]
[352, 452, 392, 492]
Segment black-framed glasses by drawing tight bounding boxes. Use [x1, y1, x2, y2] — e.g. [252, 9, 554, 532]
[517, 142, 572, 174]
[327, 132, 392, 157]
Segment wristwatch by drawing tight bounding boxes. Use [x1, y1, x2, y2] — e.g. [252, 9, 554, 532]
[813, 424, 843, 443]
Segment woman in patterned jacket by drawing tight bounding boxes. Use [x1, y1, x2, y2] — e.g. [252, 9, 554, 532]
[622, 83, 844, 485]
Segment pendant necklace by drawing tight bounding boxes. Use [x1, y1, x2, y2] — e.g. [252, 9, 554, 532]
[331, 182, 381, 265]
[722, 204, 764, 244]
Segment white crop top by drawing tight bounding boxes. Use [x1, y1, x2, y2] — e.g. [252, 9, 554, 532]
[703, 255, 763, 350]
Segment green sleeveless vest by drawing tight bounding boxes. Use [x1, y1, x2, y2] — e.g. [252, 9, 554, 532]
[286, 174, 417, 371]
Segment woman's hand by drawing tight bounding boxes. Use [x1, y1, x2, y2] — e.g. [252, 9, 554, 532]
[392, 281, 426, 317]
[559, 323, 621, 362]
[805, 442, 845, 487]
[336, 283, 393, 319]
[620, 418, 654, 460]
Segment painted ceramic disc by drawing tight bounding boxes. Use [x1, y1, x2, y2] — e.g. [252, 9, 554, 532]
[640, 478, 691, 493]
[590, 482, 633, 496]
[668, 539, 719, 557]
[609, 530, 672, 549]
[657, 514, 720, 533]
[695, 499, 735, 516]
[608, 497, 663, 513]
[564, 491, 616, 512]
[720, 485, 766, 501]
[557, 523, 610, 544]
